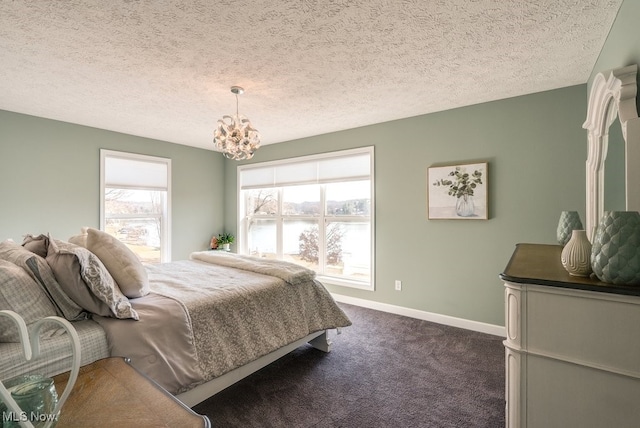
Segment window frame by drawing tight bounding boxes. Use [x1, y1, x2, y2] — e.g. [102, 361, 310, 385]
[100, 149, 172, 262]
[238, 147, 375, 290]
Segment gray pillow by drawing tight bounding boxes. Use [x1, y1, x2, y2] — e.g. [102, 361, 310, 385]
[46, 239, 139, 320]
[21, 233, 49, 258]
[0, 259, 60, 343]
[0, 239, 87, 321]
[85, 228, 150, 298]
[25, 257, 88, 321]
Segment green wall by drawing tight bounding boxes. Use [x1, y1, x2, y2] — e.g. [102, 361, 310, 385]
[0, 110, 225, 260]
[224, 85, 588, 326]
[588, 0, 640, 88]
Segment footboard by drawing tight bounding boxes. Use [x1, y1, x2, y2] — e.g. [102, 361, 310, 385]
[177, 330, 330, 407]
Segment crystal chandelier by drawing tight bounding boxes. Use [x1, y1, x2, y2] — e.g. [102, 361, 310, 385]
[213, 86, 261, 160]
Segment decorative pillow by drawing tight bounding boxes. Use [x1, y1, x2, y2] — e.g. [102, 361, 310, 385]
[0, 259, 60, 342]
[86, 228, 150, 298]
[68, 227, 89, 248]
[22, 233, 49, 258]
[45, 239, 138, 320]
[0, 239, 87, 321]
[25, 257, 88, 321]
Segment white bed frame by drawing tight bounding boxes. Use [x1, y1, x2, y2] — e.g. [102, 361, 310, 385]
[176, 330, 331, 407]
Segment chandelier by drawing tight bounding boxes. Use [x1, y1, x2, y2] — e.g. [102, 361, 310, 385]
[213, 86, 261, 160]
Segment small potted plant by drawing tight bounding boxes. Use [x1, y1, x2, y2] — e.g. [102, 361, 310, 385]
[217, 233, 234, 251]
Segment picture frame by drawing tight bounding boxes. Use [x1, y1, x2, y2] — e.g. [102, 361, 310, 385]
[427, 161, 488, 220]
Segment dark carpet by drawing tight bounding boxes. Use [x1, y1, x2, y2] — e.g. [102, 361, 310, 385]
[193, 303, 505, 428]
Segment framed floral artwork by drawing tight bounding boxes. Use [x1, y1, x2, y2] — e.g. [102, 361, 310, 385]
[427, 162, 488, 220]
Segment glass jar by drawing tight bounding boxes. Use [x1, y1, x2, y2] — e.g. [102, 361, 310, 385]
[1, 375, 59, 428]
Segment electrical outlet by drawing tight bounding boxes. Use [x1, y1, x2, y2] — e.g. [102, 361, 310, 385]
[395, 280, 402, 291]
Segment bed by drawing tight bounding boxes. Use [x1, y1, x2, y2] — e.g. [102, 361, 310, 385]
[0, 229, 351, 407]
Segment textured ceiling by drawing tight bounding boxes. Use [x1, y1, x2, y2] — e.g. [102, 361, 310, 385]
[0, 0, 623, 151]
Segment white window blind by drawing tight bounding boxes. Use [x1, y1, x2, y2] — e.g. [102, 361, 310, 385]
[240, 149, 371, 189]
[104, 156, 168, 190]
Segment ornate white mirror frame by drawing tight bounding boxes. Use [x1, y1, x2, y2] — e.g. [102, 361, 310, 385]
[583, 64, 640, 240]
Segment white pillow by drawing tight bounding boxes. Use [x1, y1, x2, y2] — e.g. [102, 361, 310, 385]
[86, 228, 150, 298]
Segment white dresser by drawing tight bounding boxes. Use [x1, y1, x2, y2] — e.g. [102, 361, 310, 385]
[501, 244, 640, 428]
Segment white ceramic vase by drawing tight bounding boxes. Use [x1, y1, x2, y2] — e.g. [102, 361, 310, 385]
[561, 229, 592, 277]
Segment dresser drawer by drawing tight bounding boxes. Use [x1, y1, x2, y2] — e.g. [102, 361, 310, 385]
[526, 287, 640, 377]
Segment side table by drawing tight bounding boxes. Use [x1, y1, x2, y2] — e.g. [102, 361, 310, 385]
[52, 357, 210, 427]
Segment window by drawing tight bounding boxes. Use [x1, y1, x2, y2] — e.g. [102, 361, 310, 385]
[100, 150, 171, 263]
[238, 147, 374, 290]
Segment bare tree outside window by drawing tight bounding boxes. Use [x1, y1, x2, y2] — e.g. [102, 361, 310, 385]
[249, 189, 277, 215]
[299, 224, 344, 265]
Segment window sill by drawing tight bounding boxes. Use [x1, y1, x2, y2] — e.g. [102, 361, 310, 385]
[316, 275, 374, 291]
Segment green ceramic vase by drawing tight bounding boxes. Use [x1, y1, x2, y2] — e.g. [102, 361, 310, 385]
[557, 211, 583, 246]
[591, 211, 640, 285]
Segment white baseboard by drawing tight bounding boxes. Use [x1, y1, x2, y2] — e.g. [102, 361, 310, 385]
[331, 293, 506, 337]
